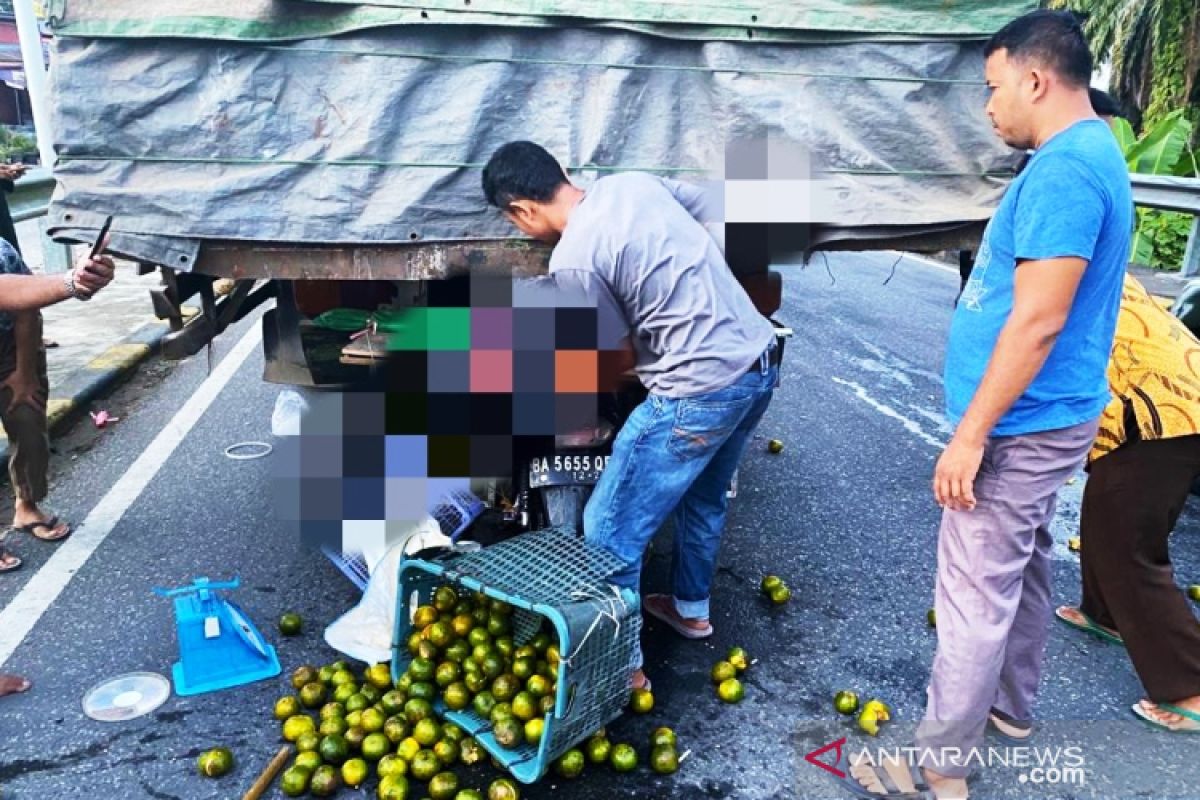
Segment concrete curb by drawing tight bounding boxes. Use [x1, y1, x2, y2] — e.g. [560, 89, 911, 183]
[0, 318, 175, 461]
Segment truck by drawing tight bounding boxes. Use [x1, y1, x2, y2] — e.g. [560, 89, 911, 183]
[39, 0, 1034, 540]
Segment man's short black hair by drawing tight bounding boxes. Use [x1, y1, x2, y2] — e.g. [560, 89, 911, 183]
[1088, 87, 1121, 117]
[985, 10, 1093, 89]
[482, 141, 568, 208]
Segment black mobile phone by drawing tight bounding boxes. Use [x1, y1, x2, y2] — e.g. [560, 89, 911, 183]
[89, 216, 113, 259]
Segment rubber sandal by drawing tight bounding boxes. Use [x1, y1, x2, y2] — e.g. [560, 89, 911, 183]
[643, 594, 713, 640]
[1054, 606, 1124, 646]
[0, 547, 21, 573]
[1132, 700, 1200, 734]
[13, 515, 71, 542]
[987, 707, 1034, 744]
[831, 750, 934, 799]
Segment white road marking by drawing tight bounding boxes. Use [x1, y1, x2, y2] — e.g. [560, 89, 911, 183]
[890, 250, 960, 276]
[0, 322, 263, 668]
[831, 376, 947, 450]
[848, 356, 914, 388]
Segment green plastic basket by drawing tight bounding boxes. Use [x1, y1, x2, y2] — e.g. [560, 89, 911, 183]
[391, 528, 641, 784]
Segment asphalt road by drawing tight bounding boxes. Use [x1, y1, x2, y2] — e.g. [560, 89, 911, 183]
[1, 252, 1198, 800]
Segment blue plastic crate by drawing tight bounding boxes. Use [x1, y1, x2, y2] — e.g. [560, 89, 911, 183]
[433, 489, 486, 542]
[392, 528, 640, 784]
[321, 545, 370, 592]
[322, 488, 484, 592]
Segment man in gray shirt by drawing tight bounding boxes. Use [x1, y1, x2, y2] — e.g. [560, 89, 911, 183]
[483, 141, 778, 689]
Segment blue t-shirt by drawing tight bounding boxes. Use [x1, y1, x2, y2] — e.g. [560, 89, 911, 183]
[945, 119, 1132, 436]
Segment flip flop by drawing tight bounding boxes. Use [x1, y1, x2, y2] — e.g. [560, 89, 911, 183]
[0, 546, 21, 573]
[12, 515, 71, 542]
[831, 750, 934, 799]
[642, 594, 713, 640]
[987, 708, 1034, 745]
[0, 673, 31, 697]
[1132, 700, 1200, 734]
[1054, 606, 1124, 646]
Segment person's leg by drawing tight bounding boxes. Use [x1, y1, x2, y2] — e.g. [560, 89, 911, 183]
[992, 493, 1056, 724]
[586, 362, 772, 679]
[0, 323, 59, 536]
[1082, 437, 1200, 710]
[666, 370, 775, 623]
[955, 250, 975, 305]
[1056, 457, 1121, 639]
[584, 389, 746, 671]
[916, 420, 1096, 792]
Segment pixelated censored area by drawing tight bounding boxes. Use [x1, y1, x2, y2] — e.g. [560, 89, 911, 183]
[273, 274, 633, 555]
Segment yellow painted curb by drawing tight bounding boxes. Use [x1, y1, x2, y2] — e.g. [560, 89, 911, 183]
[46, 398, 76, 428]
[85, 343, 151, 372]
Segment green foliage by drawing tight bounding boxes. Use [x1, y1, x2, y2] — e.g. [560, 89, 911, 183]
[1133, 209, 1193, 270]
[1113, 111, 1196, 270]
[1123, 109, 1192, 174]
[1047, 0, 1198, 140]
[0, 127, 35, 161]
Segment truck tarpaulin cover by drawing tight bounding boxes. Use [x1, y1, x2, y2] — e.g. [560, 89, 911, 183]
[44, 0, 1035, 269]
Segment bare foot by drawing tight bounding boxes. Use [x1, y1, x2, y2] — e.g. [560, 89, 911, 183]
[1056, 606, 1120, 639]
[989, 711, 1033, 741]
[849, 753, 945, 797]
[1136, 698, 1200, 731]
[0, 673, 31, 697]
[924, 768, 969, 799]
[12, 500, 70, 541]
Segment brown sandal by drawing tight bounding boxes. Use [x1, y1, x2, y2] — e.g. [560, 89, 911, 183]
[13, 515, 71, 542]
[0, 546, 21, 572]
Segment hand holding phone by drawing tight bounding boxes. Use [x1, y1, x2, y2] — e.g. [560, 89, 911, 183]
[71, 217, 116, 299]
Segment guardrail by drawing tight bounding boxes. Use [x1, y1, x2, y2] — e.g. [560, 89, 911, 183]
[1130, 174, 1200, 277]
[7, 166, 71, 273]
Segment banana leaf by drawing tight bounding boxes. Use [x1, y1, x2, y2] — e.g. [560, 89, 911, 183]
[1125, 110, 1192, 175]
[1173, 147, 1199, 178]
[1130, 226, 1156, 265]
[1112, 116, 1137, 157]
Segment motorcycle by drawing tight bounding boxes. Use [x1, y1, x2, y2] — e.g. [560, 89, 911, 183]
[507, 317, 793, 536]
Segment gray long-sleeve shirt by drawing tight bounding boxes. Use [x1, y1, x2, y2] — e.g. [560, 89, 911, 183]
[547, 173, 776, 398]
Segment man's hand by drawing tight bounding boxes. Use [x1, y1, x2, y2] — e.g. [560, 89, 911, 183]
[933, 435, 985, 511]
[1, 369, 45, 415]
[71, 244, 115, 299]
[0, 164, 27, 182]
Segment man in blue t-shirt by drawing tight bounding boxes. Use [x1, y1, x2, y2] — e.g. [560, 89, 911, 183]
[844, 11, 1131, 800]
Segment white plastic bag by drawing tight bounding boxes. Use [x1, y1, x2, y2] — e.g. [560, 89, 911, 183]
[271, 388, 311, 437]
[323, 517, 450, 665]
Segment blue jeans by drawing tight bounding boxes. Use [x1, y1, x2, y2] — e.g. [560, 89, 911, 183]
[584, 348, 778, 665]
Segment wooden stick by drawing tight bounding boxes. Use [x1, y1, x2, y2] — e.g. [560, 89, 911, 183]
[242, 745, 292, 800]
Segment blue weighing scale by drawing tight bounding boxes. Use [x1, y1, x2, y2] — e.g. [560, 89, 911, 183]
[154, 577, 281, 696]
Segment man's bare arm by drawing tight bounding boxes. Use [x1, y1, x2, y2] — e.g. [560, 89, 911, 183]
[0, 273, 71, 311]
[0, 248, 116, 312]
[934, 256, 1088, 510]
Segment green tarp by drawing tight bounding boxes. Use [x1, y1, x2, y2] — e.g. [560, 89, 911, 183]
[46, 0, 1037, 42]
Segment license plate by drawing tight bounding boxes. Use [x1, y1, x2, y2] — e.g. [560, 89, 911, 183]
[528, 454, 611, 487]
